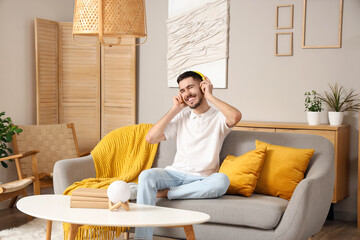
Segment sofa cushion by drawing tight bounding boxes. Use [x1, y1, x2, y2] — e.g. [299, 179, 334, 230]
[255, 140, 314, 200]
[156, 194, 288, 230]
[218, 146, 266, 197]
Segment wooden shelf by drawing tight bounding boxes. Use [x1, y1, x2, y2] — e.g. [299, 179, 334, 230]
[236, 121, 349, 130]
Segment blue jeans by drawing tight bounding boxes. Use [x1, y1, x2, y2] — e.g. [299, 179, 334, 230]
[134, 168, 230, 240]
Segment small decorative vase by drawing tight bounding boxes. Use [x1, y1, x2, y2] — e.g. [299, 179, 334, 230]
[307, 112, 321, 125]
[328, 111, 344, 125]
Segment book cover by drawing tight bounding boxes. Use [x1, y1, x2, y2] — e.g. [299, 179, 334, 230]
[70, 200, 109, 209]
[70, 195, 108, 202]
[71, 188, 108, 198]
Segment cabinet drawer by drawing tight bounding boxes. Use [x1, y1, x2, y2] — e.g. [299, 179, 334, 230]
[234, 127, 276, 132]
[276, 129, 335, 146]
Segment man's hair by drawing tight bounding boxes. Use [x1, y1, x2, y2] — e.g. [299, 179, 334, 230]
[177, 71, 203, 84]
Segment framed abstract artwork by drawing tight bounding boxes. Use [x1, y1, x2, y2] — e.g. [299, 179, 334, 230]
[167, 0, 229, 88]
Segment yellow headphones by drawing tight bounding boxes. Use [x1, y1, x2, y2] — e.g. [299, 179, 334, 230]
[193, 71, 205, 81]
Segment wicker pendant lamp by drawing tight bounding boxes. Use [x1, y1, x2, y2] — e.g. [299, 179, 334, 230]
[72, 0, 147, 46]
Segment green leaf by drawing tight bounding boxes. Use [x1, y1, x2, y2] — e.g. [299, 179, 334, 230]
[5, 135, 13, 142]
[0, 149, 8, 157]
[318, 83, 360, 112]
[14, 128, 23, 134]
[305, 90, 323, 112]
[0, 112, 23, 168]
[1, 161, 8, 168]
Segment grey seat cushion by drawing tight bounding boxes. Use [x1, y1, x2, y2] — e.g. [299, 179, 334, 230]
[156, 194, 289, 230]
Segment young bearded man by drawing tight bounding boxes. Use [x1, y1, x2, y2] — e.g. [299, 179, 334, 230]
[135, 71, 242, 240]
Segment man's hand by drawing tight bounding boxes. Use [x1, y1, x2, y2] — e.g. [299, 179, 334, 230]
[146, 94, 185, 144]
[199, 76, 242, 128]
[173, 93, 187, 110]
[200, 76, 213, 99]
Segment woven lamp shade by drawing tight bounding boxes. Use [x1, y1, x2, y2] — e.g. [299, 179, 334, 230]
[73, 0, 147, 46]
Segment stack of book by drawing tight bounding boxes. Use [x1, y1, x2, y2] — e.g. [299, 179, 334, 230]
[70, 188, 109, 209]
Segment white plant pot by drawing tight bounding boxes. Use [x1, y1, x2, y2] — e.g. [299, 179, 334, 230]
[307, 112, 321, 125]
[328, 111, 344, 126]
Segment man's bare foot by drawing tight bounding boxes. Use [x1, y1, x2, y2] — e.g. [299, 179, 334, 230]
[156, 188, 170, 198]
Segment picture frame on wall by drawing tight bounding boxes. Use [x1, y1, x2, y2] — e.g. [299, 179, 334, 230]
[275, 32, 293, 56]
[302, 0, 343, 49]
[276, 4, 294, 29]
[167, 0, 229, 88]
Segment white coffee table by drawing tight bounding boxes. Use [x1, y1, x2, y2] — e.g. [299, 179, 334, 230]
[17, 194, 210, 240]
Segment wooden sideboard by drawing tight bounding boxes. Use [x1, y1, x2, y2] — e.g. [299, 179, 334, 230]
[234, 121, 350, 203]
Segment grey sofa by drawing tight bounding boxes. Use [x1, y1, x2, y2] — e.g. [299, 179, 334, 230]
[53, 130, 334, 240]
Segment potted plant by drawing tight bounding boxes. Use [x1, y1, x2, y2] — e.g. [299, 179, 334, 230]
[0, 112, 23, 168]
[317, 83, 360, 125]
[305, 90, 323, 125]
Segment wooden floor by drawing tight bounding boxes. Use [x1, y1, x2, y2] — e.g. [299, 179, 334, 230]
[1, 207, 360, 239]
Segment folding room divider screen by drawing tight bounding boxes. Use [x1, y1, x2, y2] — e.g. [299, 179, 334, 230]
[35, 18, 136, 153]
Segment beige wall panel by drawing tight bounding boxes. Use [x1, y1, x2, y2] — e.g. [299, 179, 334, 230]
[101, 39, 136, 138]
[102, 107, 134, 136]
[61, 106, 99, 152]
[35, 18, 59, 125]
[58, 23, 100, 153]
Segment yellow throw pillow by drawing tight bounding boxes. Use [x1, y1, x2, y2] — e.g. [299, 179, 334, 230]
[219, 147, 267, 197]
[255, 140, 315, 200]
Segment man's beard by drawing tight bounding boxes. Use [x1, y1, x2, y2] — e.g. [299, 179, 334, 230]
[188, 94, 203, 109]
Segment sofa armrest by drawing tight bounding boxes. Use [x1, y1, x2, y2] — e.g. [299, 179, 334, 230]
[53, 154, 96, 195]
[274, 146, 335, 240]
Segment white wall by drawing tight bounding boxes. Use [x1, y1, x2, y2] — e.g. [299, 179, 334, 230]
[0, 0, 359, 221]
[138, 0, 360, 221]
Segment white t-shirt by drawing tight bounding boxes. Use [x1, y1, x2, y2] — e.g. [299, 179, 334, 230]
[163, 107, 232, 177]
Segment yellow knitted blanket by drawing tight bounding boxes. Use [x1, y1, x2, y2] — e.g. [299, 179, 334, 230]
[63, 123, 158, 240]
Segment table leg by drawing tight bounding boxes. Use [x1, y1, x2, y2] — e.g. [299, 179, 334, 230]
[46, 220, 52, 240]
[183, 225, 196, 240]
[68, 224, 81, 240]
